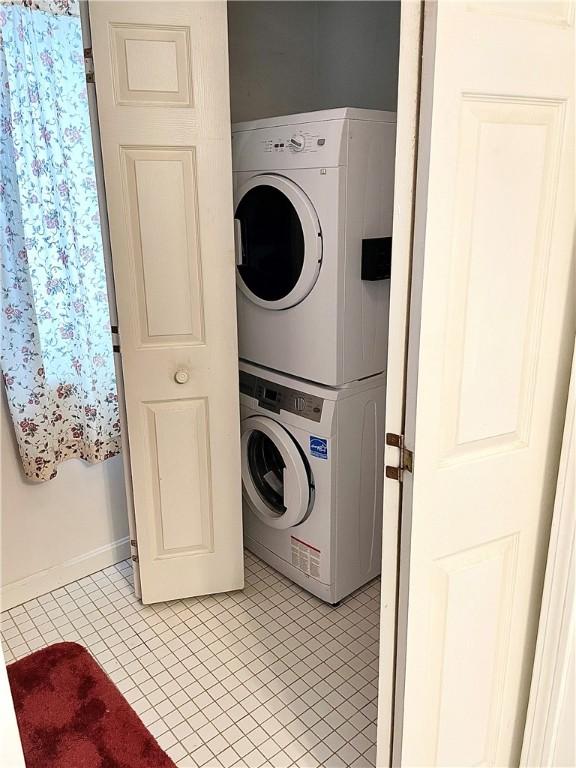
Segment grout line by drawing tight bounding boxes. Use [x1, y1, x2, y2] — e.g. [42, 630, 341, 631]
[1, 553, 380, 768]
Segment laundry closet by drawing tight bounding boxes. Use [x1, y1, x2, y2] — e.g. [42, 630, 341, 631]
[232, 5, 399, 761]
[228, 1, 400, 610]
[2, 2, 572, 768]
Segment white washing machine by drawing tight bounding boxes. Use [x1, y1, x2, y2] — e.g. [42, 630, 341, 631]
[239, 360, 386, 604]
[233, 108, 396, 387]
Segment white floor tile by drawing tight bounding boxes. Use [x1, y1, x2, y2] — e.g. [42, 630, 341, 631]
[1, 552, 380, 767]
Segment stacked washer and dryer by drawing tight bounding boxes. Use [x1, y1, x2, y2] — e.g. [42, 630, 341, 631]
[233, 108, 396, 604]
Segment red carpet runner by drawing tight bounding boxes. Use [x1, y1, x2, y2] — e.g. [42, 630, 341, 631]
[7, 642, 176, 768]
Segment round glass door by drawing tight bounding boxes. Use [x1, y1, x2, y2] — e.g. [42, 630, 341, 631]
[241, 415, 313, 529]
[235, 174, 322, 310]
[247, 430, 287, 514]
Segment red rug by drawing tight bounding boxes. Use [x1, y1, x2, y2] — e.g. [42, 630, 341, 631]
[7, 642, 176, 768]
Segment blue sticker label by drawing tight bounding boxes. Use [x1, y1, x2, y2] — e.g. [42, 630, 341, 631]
[310, 436, 328, 460]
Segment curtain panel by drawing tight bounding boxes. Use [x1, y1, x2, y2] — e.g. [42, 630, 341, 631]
[0, 4, 121, 481]
[0, 0, 79, 17]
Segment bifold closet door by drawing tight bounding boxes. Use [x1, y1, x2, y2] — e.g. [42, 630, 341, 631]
[393, 2, 574, 766]
[89, 1, 244, 603]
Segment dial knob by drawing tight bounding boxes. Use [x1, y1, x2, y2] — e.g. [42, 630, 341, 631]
[289, 134, 305, 152]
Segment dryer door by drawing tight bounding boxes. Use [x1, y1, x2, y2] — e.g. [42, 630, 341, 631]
[234, 174, 322, 310]
[241, 415, 313, 529]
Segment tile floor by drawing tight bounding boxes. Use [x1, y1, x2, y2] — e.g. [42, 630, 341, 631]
[1, 551, 380, 768]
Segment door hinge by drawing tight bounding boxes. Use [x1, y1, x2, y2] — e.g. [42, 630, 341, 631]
[130, 538, 139, 563]
[385, 432, 413, 482]
[84, 47, 95, 84]
[111, 325, 120, 354]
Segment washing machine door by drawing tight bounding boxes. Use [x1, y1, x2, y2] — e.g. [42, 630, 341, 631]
[234, 174, 322, 310]
[241, 415, 313, 529]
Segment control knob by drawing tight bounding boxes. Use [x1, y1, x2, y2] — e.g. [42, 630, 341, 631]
[289, 134, 305, 152]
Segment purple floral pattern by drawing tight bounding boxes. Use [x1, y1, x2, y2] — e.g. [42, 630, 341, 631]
[0, 4, 121, 482]
[2, 0, 79, 17]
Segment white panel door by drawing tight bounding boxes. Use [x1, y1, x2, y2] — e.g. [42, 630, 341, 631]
[89, 1, 243, 603]
[395, 2, 574, 766]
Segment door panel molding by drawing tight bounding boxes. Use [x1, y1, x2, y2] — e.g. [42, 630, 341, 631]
[441, 94, 566, 465]
[109, 23, 193, 106]
[144, 398, 214, 557]
[431, 534, 519, 766]
[121, 145, 206, 347]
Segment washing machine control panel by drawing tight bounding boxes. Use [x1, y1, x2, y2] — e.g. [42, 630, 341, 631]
[240, 371, 323, 422]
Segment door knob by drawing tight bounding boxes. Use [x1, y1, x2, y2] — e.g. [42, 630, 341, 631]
[174, 369, 190, 384]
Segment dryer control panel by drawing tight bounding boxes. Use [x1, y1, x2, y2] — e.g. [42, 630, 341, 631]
[232, 119, 347, 171]
[240, 371, 323, 422]
[262, 131, 326, 156]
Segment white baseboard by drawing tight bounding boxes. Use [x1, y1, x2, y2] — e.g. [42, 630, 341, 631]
[0, 536, 131, 611]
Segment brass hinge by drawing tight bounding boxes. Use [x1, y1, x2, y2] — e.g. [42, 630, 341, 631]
[84, 47, 95, 84]
[385, 432, 414, 482]
[130, 538, 139, 563]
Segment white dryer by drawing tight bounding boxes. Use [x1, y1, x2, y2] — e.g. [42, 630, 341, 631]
[233, 108, 396, 387]
[239, 360, 386, 604]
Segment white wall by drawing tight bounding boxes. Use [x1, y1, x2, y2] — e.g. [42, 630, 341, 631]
[228, 1, 400, 123]
[0, 389, 129, 609]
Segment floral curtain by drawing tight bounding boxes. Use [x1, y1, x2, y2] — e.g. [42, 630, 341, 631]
[0, 3, 121, 482]
[1, 0, 79, 16]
